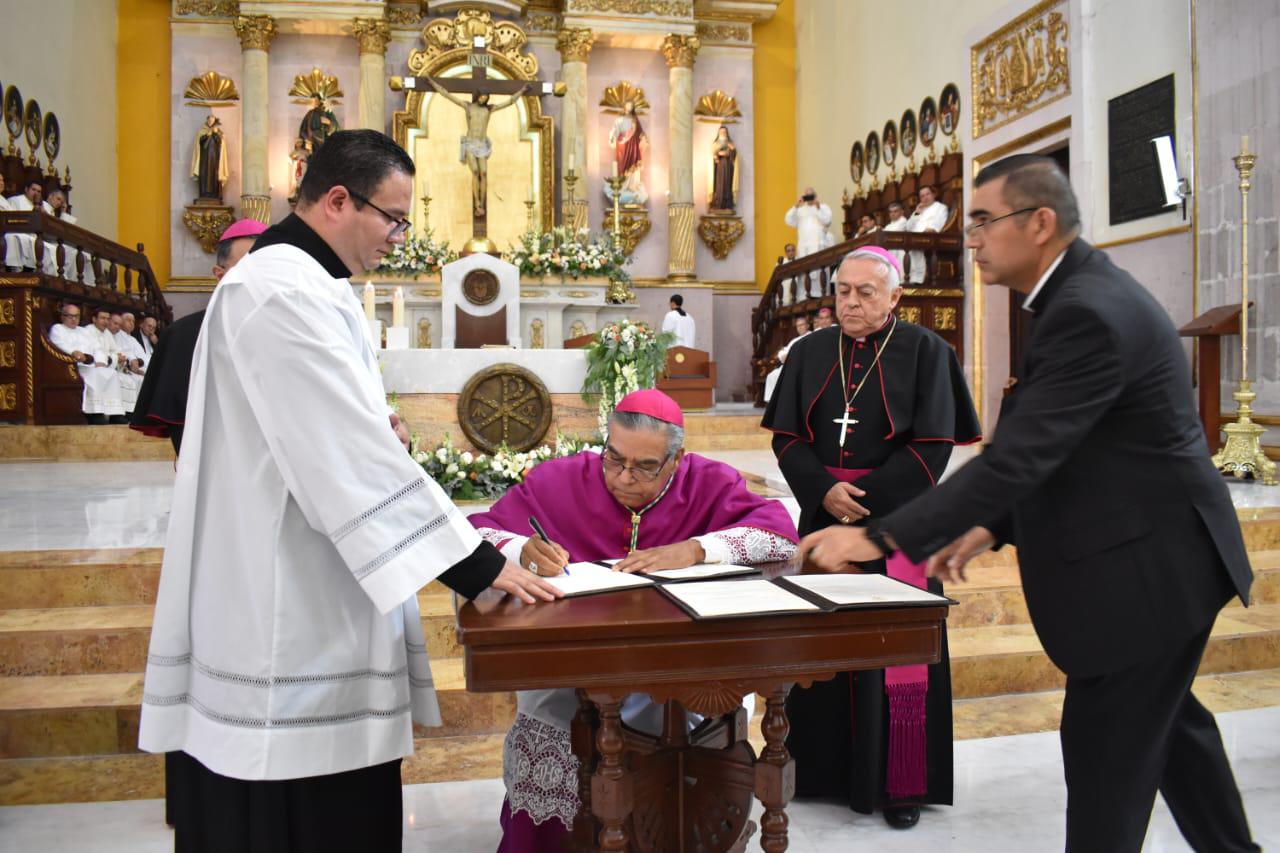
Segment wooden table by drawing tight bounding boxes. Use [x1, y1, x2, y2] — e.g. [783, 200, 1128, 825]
[457, 571, 948, 852]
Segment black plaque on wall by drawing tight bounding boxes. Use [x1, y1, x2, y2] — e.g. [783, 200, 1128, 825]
[1108, 74, 1176, 226]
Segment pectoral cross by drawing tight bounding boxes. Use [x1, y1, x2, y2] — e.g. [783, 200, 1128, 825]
[390, 35, 564, 245]
[834, 409, 859, 448]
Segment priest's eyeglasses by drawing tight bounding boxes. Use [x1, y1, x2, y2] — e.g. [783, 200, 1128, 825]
[963, 207, 1038, 238]
[602, 451, 670, 482]
[348, 190, 412, 239]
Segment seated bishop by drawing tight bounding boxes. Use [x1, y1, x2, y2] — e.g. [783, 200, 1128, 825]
[468, 388, 798, 853]
[762, 246, 980, 830]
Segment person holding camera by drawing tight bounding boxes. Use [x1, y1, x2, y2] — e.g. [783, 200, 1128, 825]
[783, 187, 832, 304]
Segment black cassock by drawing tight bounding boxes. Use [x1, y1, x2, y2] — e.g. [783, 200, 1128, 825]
[761, 317, 980, 812]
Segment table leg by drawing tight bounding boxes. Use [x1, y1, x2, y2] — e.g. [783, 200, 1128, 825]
[571, 689, 599, 850]
[589, 692, 633, 851]
[753, 685, 795, 852]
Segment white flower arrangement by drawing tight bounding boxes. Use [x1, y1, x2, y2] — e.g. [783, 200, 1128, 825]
[581, 320, 675, 434]
[504, 227, 632, 301]
[412, 432, 602, 500]
[375, 232, 459, 277]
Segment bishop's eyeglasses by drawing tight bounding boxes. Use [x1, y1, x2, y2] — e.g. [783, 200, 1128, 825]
[348, 189, 412, 239]
[602, 450, 671, 482]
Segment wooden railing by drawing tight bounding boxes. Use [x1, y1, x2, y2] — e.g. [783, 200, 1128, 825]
[749, 229, 965, 406]
[0, 210, 171, 423]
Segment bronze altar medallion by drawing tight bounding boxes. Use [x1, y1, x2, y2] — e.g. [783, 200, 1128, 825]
[462, 268, 500, 306]
[458, 364, 552, 453]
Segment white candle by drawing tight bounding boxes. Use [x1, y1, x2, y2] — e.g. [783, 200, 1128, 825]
[363, 281, 376, 320]
[568, 153, 575, 172]
[422, 177, 429, 198]
[528, 186, 536, 203]
[612, 161, 618, 178]
[392, 286, 405, 328]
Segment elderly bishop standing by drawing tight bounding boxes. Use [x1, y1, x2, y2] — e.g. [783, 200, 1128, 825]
[762, 246, 980, 829]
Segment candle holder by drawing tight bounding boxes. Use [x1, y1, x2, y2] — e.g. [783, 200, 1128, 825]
[1212, 136, 1276, 485]
[420, 193, 432, 234]
[562, 169, 579, 231]
[604, 175, 625, 244]
[525, 198, 538, 234]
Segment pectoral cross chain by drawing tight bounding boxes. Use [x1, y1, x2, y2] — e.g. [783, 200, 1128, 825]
[834, 409, 859, 448]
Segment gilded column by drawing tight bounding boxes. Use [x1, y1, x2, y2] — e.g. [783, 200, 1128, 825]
[353, 18, 391, 133]
[556, 28, 594, 232]
[662, 34, 699, 281]
[235, 14, 277, 223]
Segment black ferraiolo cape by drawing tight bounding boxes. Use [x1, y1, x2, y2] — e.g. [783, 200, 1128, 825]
[129, 310, 206, 454]
[762, 317, 981, 535]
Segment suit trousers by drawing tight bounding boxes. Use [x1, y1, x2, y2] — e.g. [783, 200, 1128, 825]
[1060, 620, 1258, 852]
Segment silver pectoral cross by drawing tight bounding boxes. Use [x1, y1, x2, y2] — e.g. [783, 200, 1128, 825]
[834, 409, 859, 448]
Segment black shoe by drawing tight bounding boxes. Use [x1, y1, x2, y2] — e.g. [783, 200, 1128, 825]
[883, 805, 920, 829]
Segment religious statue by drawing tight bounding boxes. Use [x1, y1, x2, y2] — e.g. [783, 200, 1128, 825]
[607, 100, 648, 205]
[427, 78, 530, 218]
[191, 114, 229, 202]
[709, 125, 737, 213]
[298, 94, 339, 153]
[417, 317, 432, 349]
[288, 138, 310, 204]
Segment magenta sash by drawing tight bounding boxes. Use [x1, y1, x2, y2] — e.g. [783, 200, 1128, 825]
[827, 466, 928, 800]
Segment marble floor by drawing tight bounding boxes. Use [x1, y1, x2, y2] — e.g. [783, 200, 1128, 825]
[1, 705, 1276, 851]
[2, 450, 1277, 553]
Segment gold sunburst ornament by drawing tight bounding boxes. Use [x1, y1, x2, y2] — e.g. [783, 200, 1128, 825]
[184, 71, 240, 107]
[289, 69, 344, 105]
[599, 81, 649, 115]
[694, 90, 742, 123]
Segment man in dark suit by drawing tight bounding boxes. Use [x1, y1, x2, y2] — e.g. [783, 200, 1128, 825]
[797, 154, 1259, 852]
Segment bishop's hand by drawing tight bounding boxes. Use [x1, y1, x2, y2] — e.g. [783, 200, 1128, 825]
[823, 482, 869, 524]
[521, 536, 570, 577]
[491, 560, 562, 604]
[925, 526, 995, 584]
[614, 539, 705, 574]
[797, 526, 883, 571]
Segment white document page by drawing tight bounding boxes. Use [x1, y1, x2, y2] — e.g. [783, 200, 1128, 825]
[784, 573, 948, 606]
[648, 564, 758, 581]
[661, 579, 820, 619]
[543, 562, 654, 597]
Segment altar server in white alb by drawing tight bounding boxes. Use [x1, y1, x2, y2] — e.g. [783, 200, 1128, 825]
[138, 130, 561, 853]
[905, 185, 949, 283]
[662, 294, 696, 347]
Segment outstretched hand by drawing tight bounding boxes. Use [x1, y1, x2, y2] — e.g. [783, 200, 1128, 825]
[925, 526, 994, 584]
[796, 526, 883, 572]
[491, 560, 562, 604]
[614, 540, 704, 574]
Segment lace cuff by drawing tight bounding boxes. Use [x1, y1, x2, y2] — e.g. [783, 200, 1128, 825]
[475, 527, 527, 564]
[695, 526, 796, 565]
[503, 713, 582, 827]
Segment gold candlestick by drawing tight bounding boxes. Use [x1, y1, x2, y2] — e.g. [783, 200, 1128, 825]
[420, 193, 432, 234]
[524, 198, 538, 234]
[604, 175, 625, 244]
[562, 169, 579, 231]
[1212, 135, 1276, 485]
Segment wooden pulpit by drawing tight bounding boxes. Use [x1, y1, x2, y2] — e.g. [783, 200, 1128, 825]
[1179, 303, 1248, 453]
[657, 346, 716, 410]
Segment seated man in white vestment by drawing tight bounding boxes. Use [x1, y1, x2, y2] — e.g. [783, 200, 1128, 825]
[881, 201, 909, 271]
[40, 189, 81, 277]
[137, 130, 561, 853]
[4, 178, 42, 271]
[468, 389, 799, 852]
[48, 302, 127, 424]
[905, 186, 948, 283]
[763, 313, 811, 403]
[108, 311, 146, 415]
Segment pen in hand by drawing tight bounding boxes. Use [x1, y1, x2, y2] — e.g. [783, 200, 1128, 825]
[528, 516, 569, 575]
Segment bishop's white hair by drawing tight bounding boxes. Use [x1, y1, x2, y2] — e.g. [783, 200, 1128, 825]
[841, 248, 902, 290]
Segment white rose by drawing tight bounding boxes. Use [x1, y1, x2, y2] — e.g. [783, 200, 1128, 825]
[461, 451, 474, 465]
[436, 448, 449, 463]
[446, 463, 459, 475]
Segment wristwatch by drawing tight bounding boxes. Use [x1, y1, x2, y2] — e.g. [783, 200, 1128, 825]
[864, 520, 896, 558]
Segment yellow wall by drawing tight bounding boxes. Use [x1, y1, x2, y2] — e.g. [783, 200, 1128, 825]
[0, 0, 119, 238]
[752, 0, 797, 289]
[117, 0, 171, 285]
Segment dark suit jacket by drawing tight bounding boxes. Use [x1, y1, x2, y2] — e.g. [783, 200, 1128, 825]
[882, 238, 1251, 677]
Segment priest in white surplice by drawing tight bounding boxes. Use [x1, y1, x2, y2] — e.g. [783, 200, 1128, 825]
[47, 302, 127, 424]
[41, 189, 80, 277]
[905, 186, 949, 283]
[108, 312, 146, 415]
[138, 130, 560, 852]
[4, 178, 42, 271]
[881, 201, 910, 272]
[783, 187, 832, 304]
[662, 294, 696, 347]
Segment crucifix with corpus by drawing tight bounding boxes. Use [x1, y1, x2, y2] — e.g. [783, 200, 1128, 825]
[391, 35, 564, 250]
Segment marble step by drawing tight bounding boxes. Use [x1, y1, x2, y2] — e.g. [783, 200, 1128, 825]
[5, 667, 1279, 806]
[0, 426, 175, 462]
[949, 602, 1280, 699]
